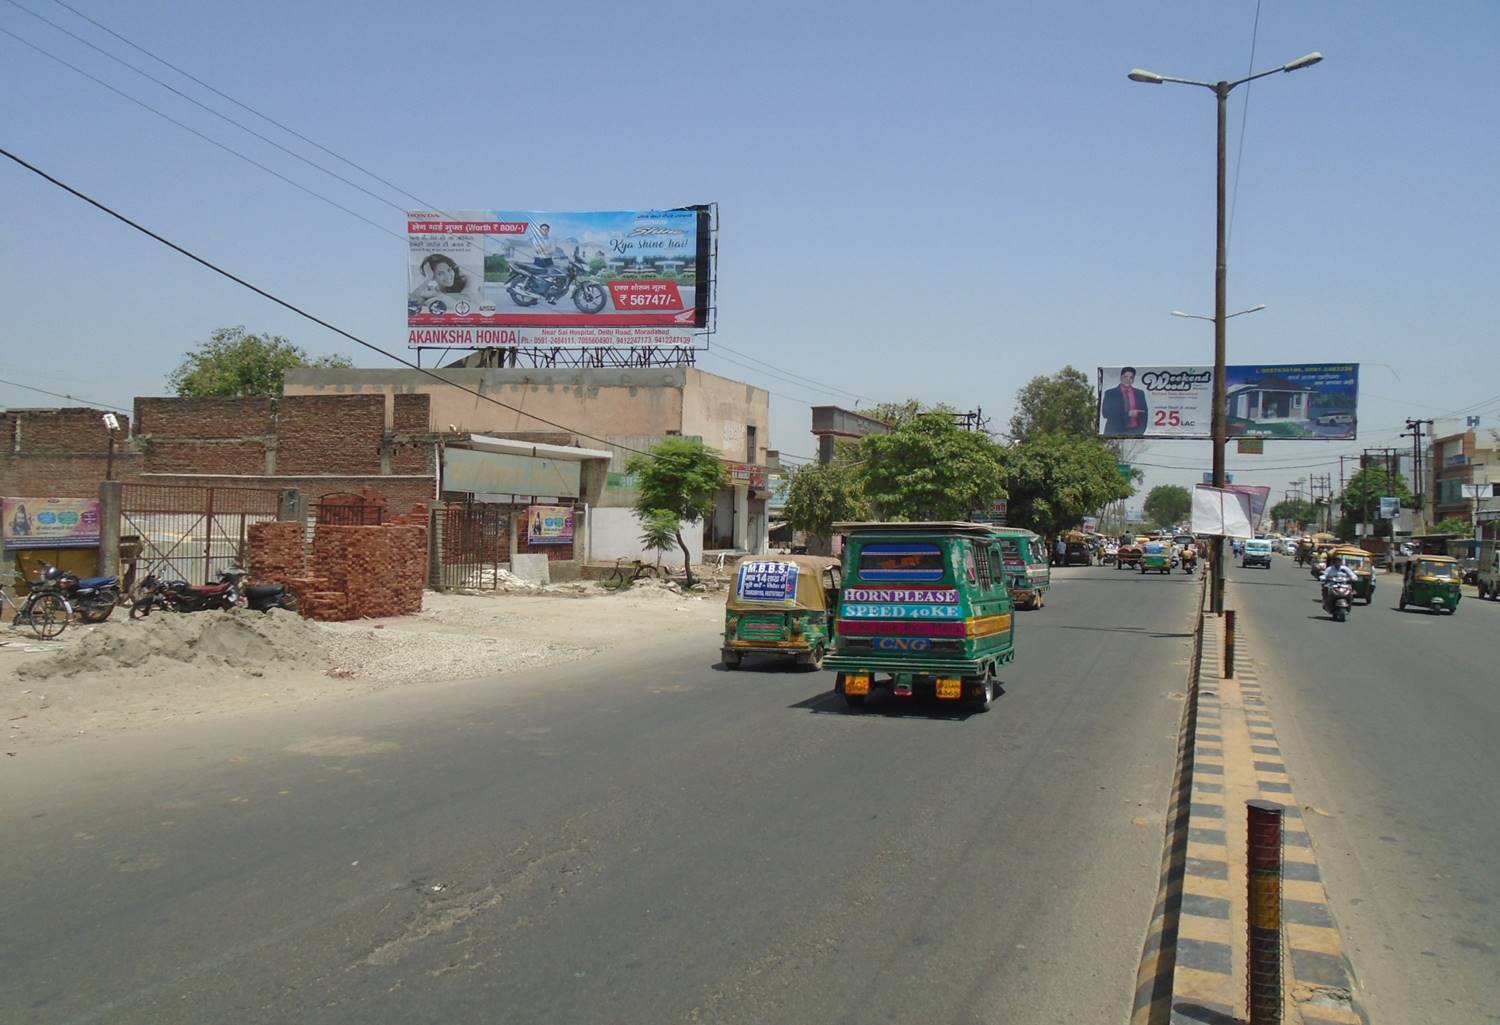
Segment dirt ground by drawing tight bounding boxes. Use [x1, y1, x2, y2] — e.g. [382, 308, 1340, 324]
[1, 581, 722, 747]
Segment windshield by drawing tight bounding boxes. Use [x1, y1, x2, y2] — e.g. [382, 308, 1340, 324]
[856, 542, 947, 582]
[1173, 535, 1194, 547]
[1418, 560, 1458, 578]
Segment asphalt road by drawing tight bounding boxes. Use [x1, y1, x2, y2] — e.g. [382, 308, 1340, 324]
[1227, 558, 1499, 1024]
[2, 566, 1199, 1025]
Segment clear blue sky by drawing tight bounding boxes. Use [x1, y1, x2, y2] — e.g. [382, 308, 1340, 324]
[3, 0, 1497, 501]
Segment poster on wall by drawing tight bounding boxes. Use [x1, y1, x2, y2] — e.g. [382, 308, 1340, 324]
[736, 560, 799, 603]
[527, 505, 575, 545]
[1097, 364, 1359, 440]
[2, 497, 101, 549]
[406, 208, 710, 348]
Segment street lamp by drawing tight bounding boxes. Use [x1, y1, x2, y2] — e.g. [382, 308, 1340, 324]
[1170, 304, 1266, 322]
[1131, 52, 1322, 613]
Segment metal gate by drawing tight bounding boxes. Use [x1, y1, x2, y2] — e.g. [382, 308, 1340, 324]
[436, 501, 510, 589]
[121, 484, 282, 585]
[313, 492, 385, 526]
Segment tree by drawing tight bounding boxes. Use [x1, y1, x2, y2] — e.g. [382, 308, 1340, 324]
[858, 413, 1005, 520]
[1340, 465, 1413, 531]
[625, 437, 729, 586]
[168, 326, 352, 398]
[1431, 516, 1474, 537]
[1008, 366, 1097, 442]
[1143, 484, 1193, 530]
[1270, 498, 1318, 530]
[1002, 433, 1134, 538]
[782, 461, 870, 544]
[637, 509, 680, 568]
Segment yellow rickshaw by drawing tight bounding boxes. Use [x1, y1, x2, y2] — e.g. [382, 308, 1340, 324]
[1330, 545, 1376, 604]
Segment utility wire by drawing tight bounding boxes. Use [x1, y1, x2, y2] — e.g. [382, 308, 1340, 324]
[44, 0, 437, 211]
[0, 27, 400, 239]
[0, 375, 131, 413]
[1226, 0, 1262, 252]
[711, 340, 869, 403]
[0, 145, 666, 458]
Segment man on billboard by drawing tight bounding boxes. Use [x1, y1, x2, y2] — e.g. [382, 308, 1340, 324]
[1101, 367, 1150, 436]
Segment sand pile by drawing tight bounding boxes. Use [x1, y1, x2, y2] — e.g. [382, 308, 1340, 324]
[18, 608, 327, 681]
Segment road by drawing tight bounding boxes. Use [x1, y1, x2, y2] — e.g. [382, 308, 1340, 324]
[1228, 558, 1499, 1024]
[1, 565, 1198, 1025]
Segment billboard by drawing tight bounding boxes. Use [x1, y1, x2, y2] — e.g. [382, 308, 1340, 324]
[1097, 364, 1359, 440]
[407, 208, 711, 348]
[2, 497, 101, 549]
[526, 505, 576, 545]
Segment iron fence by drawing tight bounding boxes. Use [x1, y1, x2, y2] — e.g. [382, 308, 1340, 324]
[436, 502, 510, 589]
[120, 484, 282, 586]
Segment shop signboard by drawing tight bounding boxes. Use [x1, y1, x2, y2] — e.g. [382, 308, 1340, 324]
[728, 463, 769, 489]
[1097, 364, 1359, 440]
[407, 208, 710, 348]
[2, 497, 101, 549]
[736, 560, 798, 603]
[526, 505, 575, 545]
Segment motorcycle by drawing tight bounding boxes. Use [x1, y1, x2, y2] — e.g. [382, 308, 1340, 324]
[244, 582, 299, 614]
[506, 245, 609, 314]
[1322, 579, 1355, 623]
[130, 568, 246, 619]
[1181, 549, 1198, 574]
[51, 567, 121, 623]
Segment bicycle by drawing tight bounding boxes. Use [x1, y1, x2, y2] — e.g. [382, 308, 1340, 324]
[601, 558, 663, 591]
[1, 573, 72, 640]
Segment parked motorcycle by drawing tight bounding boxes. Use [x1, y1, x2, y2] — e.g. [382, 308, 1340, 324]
[130, 568, 246, 619]
[506, 245, 609, 313]
[1322, 580, 1355, 623]
[244, 582, 299, 614]
[52, 568, 121, 623]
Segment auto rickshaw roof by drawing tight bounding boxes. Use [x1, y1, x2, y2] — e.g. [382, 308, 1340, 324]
[835, 521, 997, 537]
[1414, 554, 1459, 563]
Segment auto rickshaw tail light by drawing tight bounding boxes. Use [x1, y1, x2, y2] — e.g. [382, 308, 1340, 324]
[844, 674, 871, 696]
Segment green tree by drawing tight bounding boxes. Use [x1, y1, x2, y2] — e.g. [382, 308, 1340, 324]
[168, 326, 351, 398]
[1143, 484, 1193, 530]
[862, 399, 956, 429]
[637, 508, 681, 568]
[1002, 433, 1134, 538]
[1431, 516, 1474, 537]
[1270, 498, 1318, 530]
[1008, 366, 1097, 442]
[625, 437, 729, 586]
[782, 461, 870, 544]
[1340, 465, 1413, 530]
[857, 413, 1005, 520]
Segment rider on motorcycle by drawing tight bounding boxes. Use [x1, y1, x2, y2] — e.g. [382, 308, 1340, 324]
[1320, 555, 1357, 603]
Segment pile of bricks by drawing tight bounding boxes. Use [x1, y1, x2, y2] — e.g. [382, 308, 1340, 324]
[245, 504, 429, 622]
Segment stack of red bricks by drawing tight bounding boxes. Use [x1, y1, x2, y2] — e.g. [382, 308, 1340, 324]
[247, 521, 305, 582]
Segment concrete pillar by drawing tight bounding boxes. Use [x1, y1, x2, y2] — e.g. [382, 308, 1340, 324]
[733, 483, 750, 550]
[428, 503, 445, 589]
[97, 480, 122, 577]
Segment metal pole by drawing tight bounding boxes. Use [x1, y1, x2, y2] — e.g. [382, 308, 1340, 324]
[1211, 82, 1229, 616]
[1247, 800, 1285, 1023]
[1223, 608, 1236, 679]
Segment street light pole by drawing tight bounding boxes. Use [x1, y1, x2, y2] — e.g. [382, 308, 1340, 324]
[1129, 51, 1323, 614]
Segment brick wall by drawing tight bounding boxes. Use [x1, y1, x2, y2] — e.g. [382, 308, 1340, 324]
[144, 440, 268, 475]
[142, 475, 435, 516]
[1, 407, 140, 498]
[298, 522, 427, 621]
[247, 521, 307, 584]
[5, 408, 130, 454]
[390, 393, 433, 474]
[278, 394, 385, 474]
[134, 397, 272, 439]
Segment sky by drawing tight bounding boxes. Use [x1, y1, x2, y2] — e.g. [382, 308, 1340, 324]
[3, 0, 1498, 506]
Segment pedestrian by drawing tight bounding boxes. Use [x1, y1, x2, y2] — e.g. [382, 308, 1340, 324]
[1055, 536, 1067, 567]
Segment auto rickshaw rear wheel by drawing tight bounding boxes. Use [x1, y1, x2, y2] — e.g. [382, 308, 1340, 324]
[723, 652, 741, 670]
[967, 670, 996, 713]
[806, 645, 825, 671]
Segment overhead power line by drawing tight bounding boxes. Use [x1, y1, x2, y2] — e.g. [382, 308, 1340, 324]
[0, 375, 131, 413]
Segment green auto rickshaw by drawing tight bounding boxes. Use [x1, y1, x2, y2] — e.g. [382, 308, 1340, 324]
[1398, 554, 1462, 615]
[1331, 546, 1376, 604]
[1140, 540, 1173, 574]
[990, 526, 1051, 609]
[824, 522, 1016, 711]
[722, 555, 842, 669]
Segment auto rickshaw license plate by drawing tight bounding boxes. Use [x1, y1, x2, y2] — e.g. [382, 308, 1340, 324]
[936, 677, 962, 700]
[844, 674, 871, 696]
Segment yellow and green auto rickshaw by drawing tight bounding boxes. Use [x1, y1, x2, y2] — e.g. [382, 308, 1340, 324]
[1140, 539, 1174, 574]
[722, 555, 842, 669]
[1398, 554, 1462, 615]
[824, 522, 1015, 711]
[990, 526, 1051, 609]
[1330, 545, 1376, 604]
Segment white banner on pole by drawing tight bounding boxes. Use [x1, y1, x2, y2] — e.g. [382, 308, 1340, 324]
[1191, 485, 1255, 538]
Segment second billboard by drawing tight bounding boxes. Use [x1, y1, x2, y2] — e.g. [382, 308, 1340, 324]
[1096, 364, 1359, 440]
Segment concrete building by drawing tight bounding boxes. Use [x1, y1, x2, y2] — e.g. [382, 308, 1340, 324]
[1430, 428, 1500, 530]
[283, 365, 773, 558]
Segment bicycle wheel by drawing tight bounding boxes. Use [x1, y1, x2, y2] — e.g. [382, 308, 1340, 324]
[28, 593, 69, 639]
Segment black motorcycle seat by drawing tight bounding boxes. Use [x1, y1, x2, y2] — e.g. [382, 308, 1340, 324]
[77, 575, 117, 589]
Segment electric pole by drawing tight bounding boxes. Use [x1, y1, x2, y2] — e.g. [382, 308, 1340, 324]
[1403, 418, 1433, 531]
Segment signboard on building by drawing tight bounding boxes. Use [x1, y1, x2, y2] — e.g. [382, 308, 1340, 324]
[1237, 437, 1264, 454]
[2, 497, 101, 549]
[1096, 364, 1359, 440]
[736, 560, 798, 603]
[1379, 496, 1401, 519]
[407, 208, 711, 349]
[526, 505, 575, 545]
[728, 463, 769, 489]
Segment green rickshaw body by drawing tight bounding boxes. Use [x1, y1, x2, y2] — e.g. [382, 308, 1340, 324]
[1139, 542, 1173, 574]
[1400, 556, 1462, 615]
[991, 527, 1051, 609]
[722, 555, 843, 668]
[825, 522, 1016, 708]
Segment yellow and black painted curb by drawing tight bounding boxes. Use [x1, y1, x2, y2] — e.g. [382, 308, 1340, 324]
[1134, 580, 1365, 1025]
